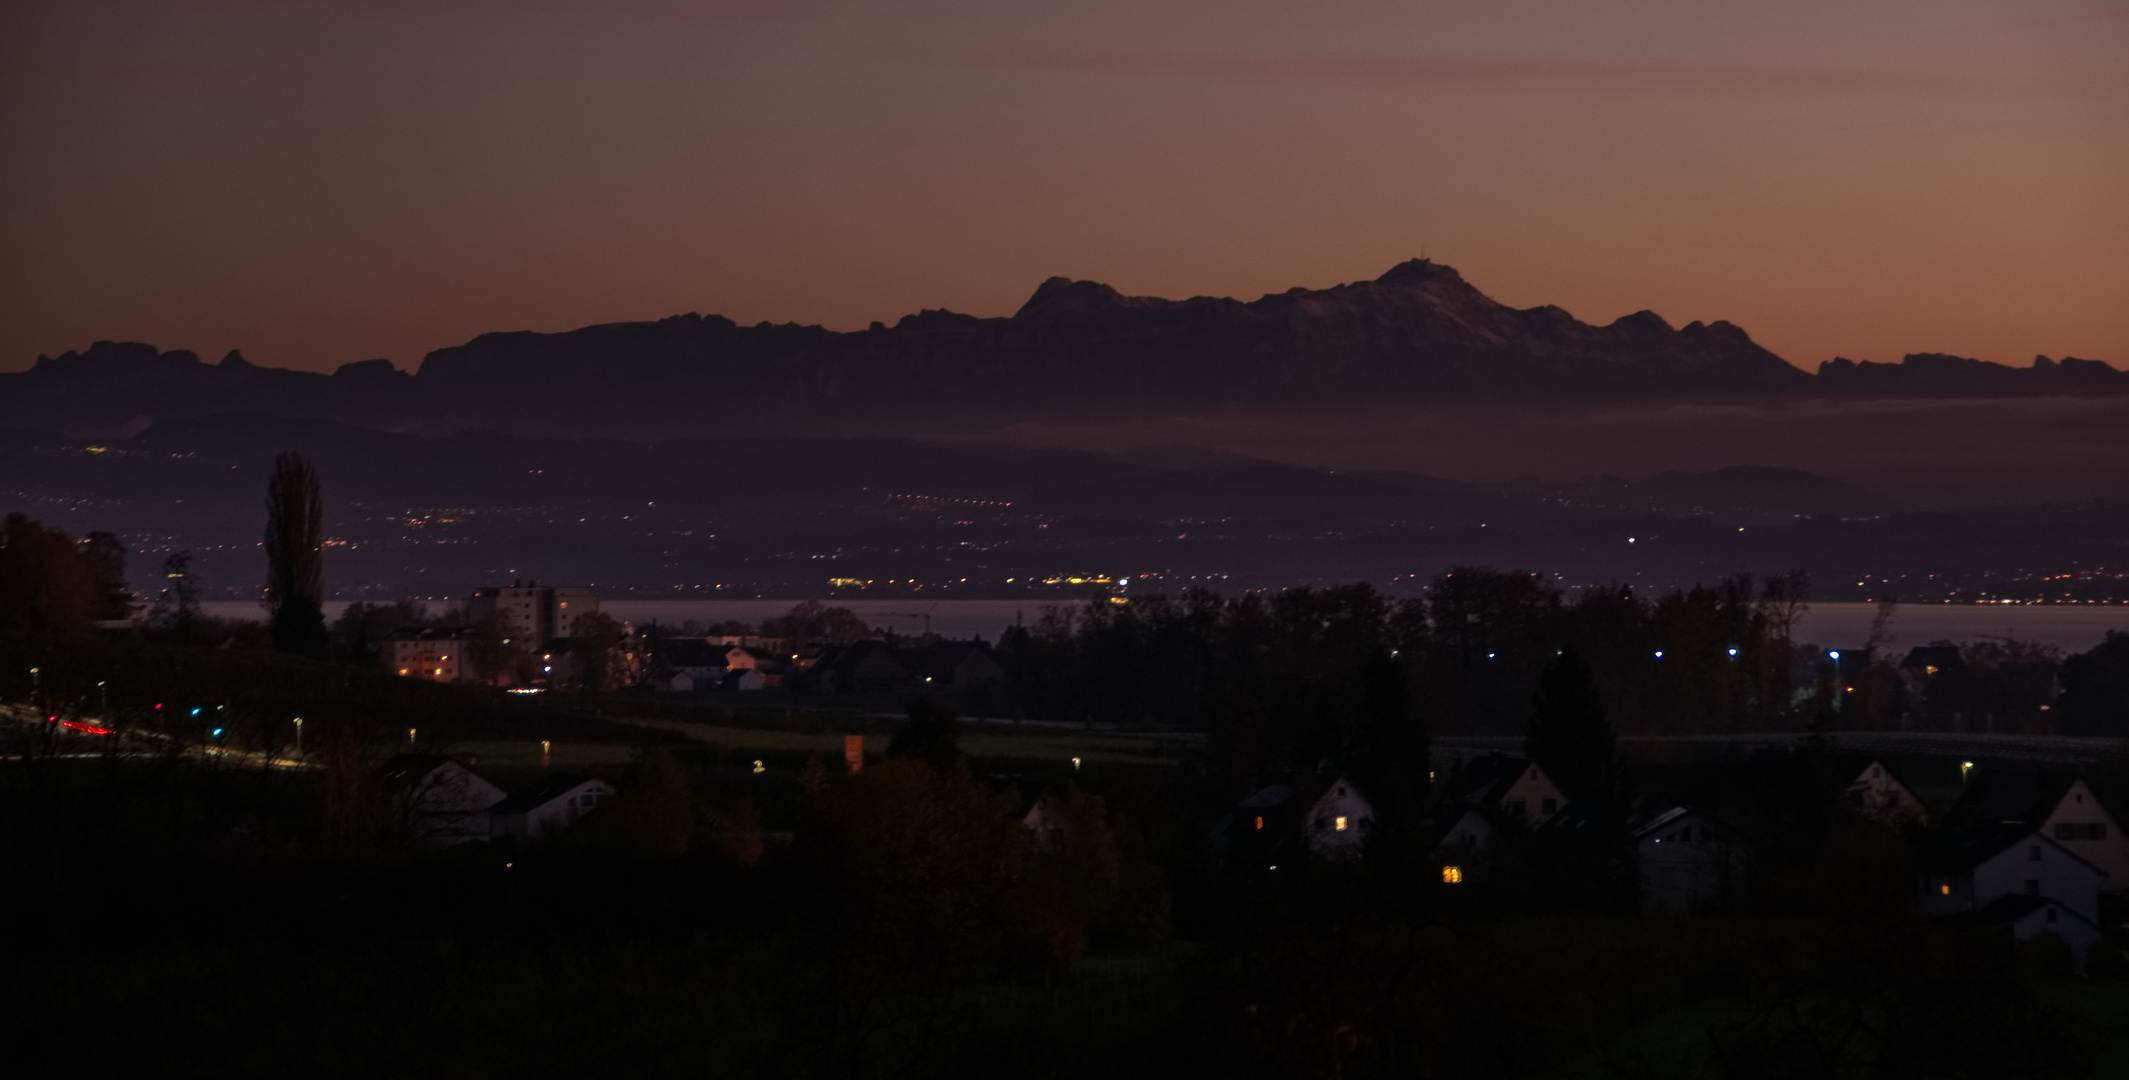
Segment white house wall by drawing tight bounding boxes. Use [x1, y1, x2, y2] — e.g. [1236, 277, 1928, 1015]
[2040, 780, 2129, 892]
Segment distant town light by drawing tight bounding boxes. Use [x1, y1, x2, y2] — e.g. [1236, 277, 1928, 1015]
[1442, 865, 1464, 884]
[210, 727, 223, 738]
[1727, 647, 1739, 657]
[1654, 650, 1664, 659]
[1828, 650, 1841, 661]
[1961, 761, 1975, 782]
[752, 760, 765, 774]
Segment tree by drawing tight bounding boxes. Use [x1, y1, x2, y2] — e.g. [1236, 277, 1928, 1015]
[564, 611, 629, 690]
[79, 531, 131, 621]
[263, 452, 327, 656]
[148, 551, 203, 637]
[765, 601, 874, 646]
[590, 747, 696, 857]
[2060, 632, 2129, 736]
[465, 608, 532, 686]
[886, 700, 964, 774]
[329, 599, 429, 663]
[1524, 648, 1634, 909]
[0, 514, 102, 636]
[1524, 648, 1615, 803]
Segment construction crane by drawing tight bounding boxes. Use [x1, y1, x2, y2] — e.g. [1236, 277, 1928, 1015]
[877, 604, 938, 637]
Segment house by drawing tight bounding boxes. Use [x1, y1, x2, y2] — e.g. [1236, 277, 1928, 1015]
[1634, 804, 1752, 916]
[1940, 768, 2129, 892]
[1214, 775, 1377, 869]
[723, 645, 774, 671]
[1836, 756, 1929, 829]
[1435, 754, 1570, 827]
[386, 629, 471, 684]
[722, 668, 765, 691]
[489, 774, 617, 841]
[1920, 823, 2106, 967]
[1430, 801, 1523, 887]
[810, 640, 909, 694]
[896, 640, 1008, 689]
[653, 670, 699, 693]
[379, 755, 507, 846]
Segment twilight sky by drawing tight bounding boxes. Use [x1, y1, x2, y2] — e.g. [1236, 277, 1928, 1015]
[3, 0, 2124, 375]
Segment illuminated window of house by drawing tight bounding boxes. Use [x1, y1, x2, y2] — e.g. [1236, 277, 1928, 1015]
[1335, 816, 1349, 831]
[1939, 883, 1951, 895]
[1442, 865, 1463, 884]
[1254, 816, 1264, 830]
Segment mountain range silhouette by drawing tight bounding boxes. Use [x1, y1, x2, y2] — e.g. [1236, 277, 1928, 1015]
[6, 259, 2119, 438]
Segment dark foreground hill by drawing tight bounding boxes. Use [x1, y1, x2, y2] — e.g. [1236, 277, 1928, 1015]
[5, 260, 2120, 439]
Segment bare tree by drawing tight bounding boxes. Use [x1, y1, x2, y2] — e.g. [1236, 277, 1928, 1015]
[264, 452, 327, 656]
[148, 551, 202, 637]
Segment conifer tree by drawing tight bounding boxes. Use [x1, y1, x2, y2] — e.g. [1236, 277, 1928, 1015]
[264, 451, 328, 656]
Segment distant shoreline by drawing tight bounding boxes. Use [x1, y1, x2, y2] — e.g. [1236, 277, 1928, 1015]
[199, 598, 2126, 654]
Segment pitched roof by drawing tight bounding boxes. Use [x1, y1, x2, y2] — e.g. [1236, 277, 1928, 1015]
[1918, 822, 2107, 876]
[378, 753, 465, 787]
[1940, 769, 2086, 832]
[490, 773, 605, 815]
[1434, 753, 1532, 809]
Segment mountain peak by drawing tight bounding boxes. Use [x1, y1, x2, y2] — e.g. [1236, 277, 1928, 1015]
[1014, 276, 1152, 321]
[1374, 258, 1467, 288]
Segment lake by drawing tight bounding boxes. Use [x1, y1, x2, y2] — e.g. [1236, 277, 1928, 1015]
[203, 598, 2128, 654]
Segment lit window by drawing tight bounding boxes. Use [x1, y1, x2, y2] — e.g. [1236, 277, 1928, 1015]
[1442, 865, 1463, 884]
[1939, 883, 1951, 895]
[1335, 816, 1349, 831]
[1254, 816, 1264, 830]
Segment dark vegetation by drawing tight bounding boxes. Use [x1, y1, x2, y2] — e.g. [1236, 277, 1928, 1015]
[8, 508, 2129, 1077]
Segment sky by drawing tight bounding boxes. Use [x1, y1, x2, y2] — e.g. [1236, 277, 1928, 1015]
[3, 0, 2125, 376]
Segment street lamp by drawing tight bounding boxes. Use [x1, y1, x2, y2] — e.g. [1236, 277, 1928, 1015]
[29, 666, 40, 709]
[292, 716, 304, 756]
[97, 680, 108, 716]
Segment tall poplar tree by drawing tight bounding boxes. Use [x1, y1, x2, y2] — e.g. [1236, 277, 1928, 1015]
[264, 451, 328, 656]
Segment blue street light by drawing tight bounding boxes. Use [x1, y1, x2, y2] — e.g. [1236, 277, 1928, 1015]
[1828, 650, 1841, 661]
[1727, 647, 1739, 657]
[1654, 650, 1665, 659]
[210, 727, 224, 738]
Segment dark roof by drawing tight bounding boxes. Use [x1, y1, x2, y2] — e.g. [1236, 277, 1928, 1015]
[381, 627, 469, 642]
[1433, 753, 1532, 810]
[1939, 769, 2083, 832]
[378, 754, 464, 787]
[895, 640, 1001, 680]
[656, 638, 723, 668]
[1628, 748, 1910, 822]
[490, 773, 604, 815]
[815, 640, 906, 679]
[1922, 822, 2046, 873]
